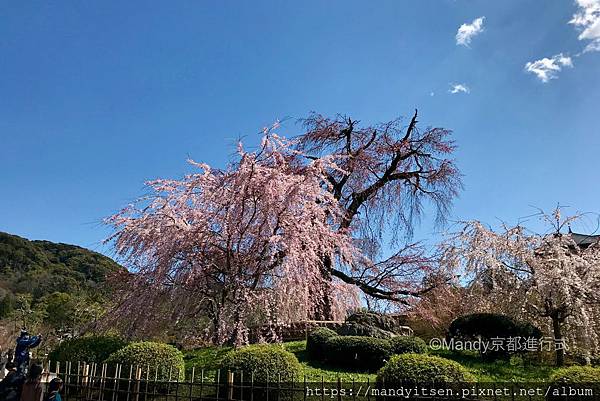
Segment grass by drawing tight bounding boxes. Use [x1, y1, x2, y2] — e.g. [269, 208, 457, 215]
[183, 340, 560, 383]
[184, 345, 233, 372]
[429, 348, 559, 382]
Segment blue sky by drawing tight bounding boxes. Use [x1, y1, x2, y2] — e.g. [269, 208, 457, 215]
[1, 0, 599, 256]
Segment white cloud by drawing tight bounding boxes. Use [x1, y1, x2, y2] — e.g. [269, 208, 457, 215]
[456, 17, 486, 46]
[448, 83, 470, 94]
[521, 1, 596, 85]
[569, 0, 600, 53]
[524, 54, 573, 82]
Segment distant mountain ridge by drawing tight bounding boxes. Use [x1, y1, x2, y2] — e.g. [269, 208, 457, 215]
[0, 231, 122, 306]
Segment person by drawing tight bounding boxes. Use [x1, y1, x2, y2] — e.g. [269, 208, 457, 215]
[19, 363, 43, 401]
[44, 378, 63, 401]
[0, 361, 25, 401]
[14, 330, 42, 374]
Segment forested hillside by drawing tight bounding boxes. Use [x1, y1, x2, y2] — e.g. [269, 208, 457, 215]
[0, 231, 122, 337]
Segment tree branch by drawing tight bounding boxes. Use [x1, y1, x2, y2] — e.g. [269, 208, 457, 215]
[329, 266, 447, 305]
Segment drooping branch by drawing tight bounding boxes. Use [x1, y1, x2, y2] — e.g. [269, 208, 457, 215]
[439, 210, 600, 365]
[296, 109, 462, 306]
[330, 267, 450, 305]
[105, 133, 361, 344]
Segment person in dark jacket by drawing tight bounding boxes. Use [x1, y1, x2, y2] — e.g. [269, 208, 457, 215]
[14, 330, 42, 374]
[0, 361, 25, 401]
[19, 363, 43, 401]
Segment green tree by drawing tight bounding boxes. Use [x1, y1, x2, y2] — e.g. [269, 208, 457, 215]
[0, 293, 15, 318]
[37, 292, 77, 330]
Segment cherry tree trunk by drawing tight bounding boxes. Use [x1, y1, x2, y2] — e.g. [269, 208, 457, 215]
[312, 255, 334, 321]
[552, 315, 565, 367]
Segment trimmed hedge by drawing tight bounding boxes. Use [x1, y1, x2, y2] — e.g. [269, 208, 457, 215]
[48, 336, 128, 364]
[337, 322, 395, 339]
[307, 324, 429, 372]
[346, 310, 401, 334]
[105, 342, 185, 381]
[390, 336, 427, 354]
[307, 327, 338, 359]
[447, 313, 542, 359]
[377, 353, 475, 385]
[324, 336, 393, 370]
[448, 313, 542, 340]
[220, 344, 301, 383]
[307, 327, 428, 371]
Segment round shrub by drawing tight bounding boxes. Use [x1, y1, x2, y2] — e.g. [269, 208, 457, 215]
[324, 336, 392, 371]
[448, 313, 542, 340]
[377, 353, 475, 385]
[447, 313, 542, 359]
[390, 336, 427, 355]
[220, 344, 301, 383]
[48, 336, 128, 364]
[105, 342, 185, 381]
[307, 327, 338, 359]
[337, 322, 395, 339]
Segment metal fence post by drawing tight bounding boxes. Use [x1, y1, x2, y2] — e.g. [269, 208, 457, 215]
[227, 370, 234, 401]
[134, 365, 142, 401]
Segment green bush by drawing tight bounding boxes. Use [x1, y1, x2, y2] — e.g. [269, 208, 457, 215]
[337, 322, 395, 339]
[0, 293, 15, 319]
[448, 313, 542, 340]
[105, 342, 185, 381]
[390, 336, 427, 355]
[346, 310, 402, 333]
[550, 366, 600, 383]
[48, 336, 127, 364]
[306, 327, 338, 359]
[324, 336, 392, 371]
[377, 353, 475, 385]
[548, 366, 600, 401]
[447, 313, 542, 359]
[220, 344, 301, 383]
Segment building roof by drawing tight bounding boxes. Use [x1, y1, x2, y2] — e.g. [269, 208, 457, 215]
[569, 232, 600, 249]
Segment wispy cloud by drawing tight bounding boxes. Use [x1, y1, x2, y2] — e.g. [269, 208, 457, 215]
[522, 1, 597, 84]
[524, 54, 573, 82]
[569, 0, 600, 53]
[456, 17, 485, 47]
[448, 83, 470, 94]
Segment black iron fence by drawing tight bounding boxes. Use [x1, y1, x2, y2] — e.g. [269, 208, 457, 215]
[44, 361, 600, 401]
[49, 361, 379, 401]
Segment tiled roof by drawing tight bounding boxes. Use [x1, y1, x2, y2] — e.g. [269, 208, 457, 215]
[570, 232, 600, 248]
